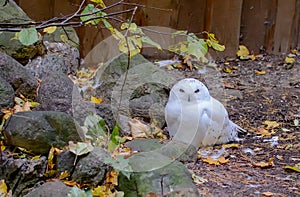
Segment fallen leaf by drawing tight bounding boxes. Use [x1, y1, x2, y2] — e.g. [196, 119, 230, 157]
[202, 156, 228, 165]
[106, 170, 119, 186]
[222, 144, 239, 149]
[91, 96, 103, 104]
[0, 180, 7, 197]
[255, 70, 266, 75]
[285, 57, 295, 64]
[128, 119, 148, 138]
[283, 162, 300, 173]
[190, 170, 208, 185]
[63, 180, 77, 187]
[218, 156, 229, 164]
[236, 45, 250, 59]
[256, 127, 275, 137]
[59, 171, 70, 180]
[253, 157, 274, 168]
[262, 191, 275, 196]
[264, 120, 280, 129]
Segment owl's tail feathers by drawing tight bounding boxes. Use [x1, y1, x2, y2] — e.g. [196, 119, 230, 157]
[234, 123, 247, 134]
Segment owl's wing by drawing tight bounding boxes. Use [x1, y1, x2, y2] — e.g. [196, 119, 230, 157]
[165, 99, 181, 137]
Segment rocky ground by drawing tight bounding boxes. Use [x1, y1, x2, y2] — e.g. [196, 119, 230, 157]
[182, 54, 300, 196]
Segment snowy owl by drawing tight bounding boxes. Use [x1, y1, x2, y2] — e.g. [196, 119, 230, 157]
[165, 78, 244, 148]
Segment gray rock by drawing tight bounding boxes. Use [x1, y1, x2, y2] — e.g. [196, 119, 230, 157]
[0, 76, 14, 118]
[35, 72, 75, 115]
[56, 150, 76, 175]
[3, 111, 85, 154]
[25, 42, 80, 78]
[72, 146, 109, 186]
[125, 139, 197, 163]
[0, 0, 45, 63]
[118, 151, 199, 196]
[43, 27, 80, 48]
[93, 53, 176, 133]
[0, 52, 38, 99]
[24, 182, 72, 197]
[95, 104, 116, 130]
[0, 150, 47, 197]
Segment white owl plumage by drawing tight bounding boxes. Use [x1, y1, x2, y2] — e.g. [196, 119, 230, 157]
[165, 78, 244, 148]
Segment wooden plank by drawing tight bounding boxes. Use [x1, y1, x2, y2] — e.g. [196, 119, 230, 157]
[290, 0, 300, 49]
[273, 0, 296, 53]
[18, 0, 54, 21]
[240, 0, 271, 54]
[205, 0, 243, 58]
[175, 0, 206, 33]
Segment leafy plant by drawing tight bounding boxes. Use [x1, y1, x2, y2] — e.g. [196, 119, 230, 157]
[169, 31, 225, 63]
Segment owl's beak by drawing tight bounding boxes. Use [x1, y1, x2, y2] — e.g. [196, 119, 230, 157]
[188, 95, 191, 102]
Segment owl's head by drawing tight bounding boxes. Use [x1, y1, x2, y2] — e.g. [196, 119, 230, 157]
[169, 78, 210, 103]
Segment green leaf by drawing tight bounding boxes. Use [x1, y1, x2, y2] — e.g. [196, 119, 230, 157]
[118, 35, 142, 57]
[206, 39, 225, 51]
[283, 165, 300, 173]
[104, 155, 132, 179]
[142, 36, 162, 50]
[187, 39, 208, 60]
[18, 27, 39, 46]
[84, 114, 106, 139]
[80, 4, 106, 25]
[69, 141, 94, 156]
[108, 125, 122, 152]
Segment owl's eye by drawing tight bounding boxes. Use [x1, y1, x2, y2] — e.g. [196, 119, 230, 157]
[179, 88, 185, 93]
[194, 89, 200, 93]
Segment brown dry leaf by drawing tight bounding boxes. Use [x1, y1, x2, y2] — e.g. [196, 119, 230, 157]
[183, 55, 193, 70]
[256, 127, 275, 137]
[255, 70, 266, 75]
[253, 157, 274, 168]
[63, 180, 77, 186]
[106, 170, 119, 186]
[1, 109, 13, 120]
[128, 119, 148, 138]
[264, 120, 280, 129]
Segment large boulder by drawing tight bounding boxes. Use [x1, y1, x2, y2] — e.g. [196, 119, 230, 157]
[24, 182, 72, 197]
[72, 146, 109, 186]
[0, 76, 14, 118]
[118, 151, 199, 196]
[35, 72, 75, 115]
[0, 0, 45, 64]
[0, 52, 38, 99]
[0, 150, 47, 197]
[92, 53, 176, 133]
[25, 42, 80, 78]
[3, 111, 85, 154]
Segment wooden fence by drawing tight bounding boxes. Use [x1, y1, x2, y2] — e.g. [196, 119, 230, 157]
[16, 0, 300, 58]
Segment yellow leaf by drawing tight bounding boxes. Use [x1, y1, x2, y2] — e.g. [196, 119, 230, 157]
[59, 171, 70, 180]
[91, 0, 106, 8]
[0, 180, 8, 196]
[264, 120, 280, 129]
[222, 143, 239, 149]
[92, 186, 112, 196]
[31, 155, 41, 160]
[285, 57, 295, 64]
[91, 96, 103, 104]
[60, 34, 68, 43]
[218, 156, 229, 164]
[11, 32, 19, 40]
[0, 141, 6, 151]
[202, 156, 219, 165]
[236, 45, 249, 58]
[255, 70, 266, 75]
[43, 26, 57, 34]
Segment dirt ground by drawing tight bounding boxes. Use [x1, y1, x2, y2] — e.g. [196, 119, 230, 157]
[184, 54, 300, 197]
